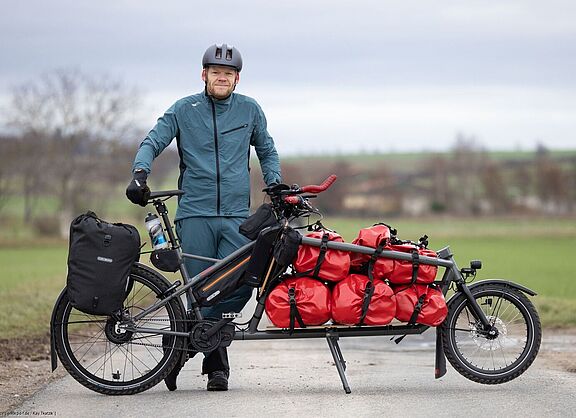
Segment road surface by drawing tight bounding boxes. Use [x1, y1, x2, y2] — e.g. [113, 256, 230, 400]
[14, 329, 576, 417]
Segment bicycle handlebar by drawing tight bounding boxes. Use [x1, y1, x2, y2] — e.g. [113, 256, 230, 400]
[300, 174, 337, 194]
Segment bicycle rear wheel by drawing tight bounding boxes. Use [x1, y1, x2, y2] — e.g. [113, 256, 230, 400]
[442, 283, 541, 384]
[53, 264, 187, 395]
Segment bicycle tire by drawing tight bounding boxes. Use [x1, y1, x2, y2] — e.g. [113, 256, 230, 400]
[53, 264, 187, 395]
[442, 283, 541, 384]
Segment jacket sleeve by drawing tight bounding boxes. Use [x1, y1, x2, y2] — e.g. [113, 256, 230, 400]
[250, 104, 281, 186]
[132, 103, 179, 174]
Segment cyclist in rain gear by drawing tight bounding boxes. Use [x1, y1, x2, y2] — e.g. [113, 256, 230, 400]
[126, 43, 281, 391]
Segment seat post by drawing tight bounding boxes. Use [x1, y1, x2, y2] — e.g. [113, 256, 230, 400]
[153, 199, 179, 247]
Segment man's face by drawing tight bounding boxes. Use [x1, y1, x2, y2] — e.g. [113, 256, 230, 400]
[202, 65, 239, 99]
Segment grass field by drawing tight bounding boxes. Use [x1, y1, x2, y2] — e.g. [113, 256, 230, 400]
[0, 217, 574, 340]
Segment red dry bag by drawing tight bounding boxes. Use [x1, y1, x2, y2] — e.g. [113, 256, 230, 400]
[331, 274, 396, 326]
[387, 244, 438, 285]
[393, 284, 447, 327]
[265, 277, 331, 330]
[350, 224, 394, 280]
[293, 230, 350, 282]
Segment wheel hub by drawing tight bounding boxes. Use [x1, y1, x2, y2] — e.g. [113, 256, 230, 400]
[471, 316, 506, 349]
[104, 318, 134, 344]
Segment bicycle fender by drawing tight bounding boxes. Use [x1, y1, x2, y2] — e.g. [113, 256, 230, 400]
[50, 287, 68, 371]
[467, 279, 537, 296]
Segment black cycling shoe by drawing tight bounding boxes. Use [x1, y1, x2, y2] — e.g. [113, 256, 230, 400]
[207, 370, 229, 391]
[164, 362, 182, 391]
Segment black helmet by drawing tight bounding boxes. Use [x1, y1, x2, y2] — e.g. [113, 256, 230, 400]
[202, 43, 243, 72]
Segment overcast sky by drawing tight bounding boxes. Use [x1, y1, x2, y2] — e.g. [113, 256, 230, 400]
[1, 0, 575, 155]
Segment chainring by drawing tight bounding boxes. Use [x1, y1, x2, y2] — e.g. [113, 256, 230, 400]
[189, 321, 222, 352]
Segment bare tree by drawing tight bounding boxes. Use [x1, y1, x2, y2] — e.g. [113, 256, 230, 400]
[6, 68, 141, 233]
[0, 135, 18, 213]
[449, 133, 486, 215]
[480, 160, 510, 214]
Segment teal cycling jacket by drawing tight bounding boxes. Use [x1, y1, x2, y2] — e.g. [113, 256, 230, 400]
[133, 91, 281, 220]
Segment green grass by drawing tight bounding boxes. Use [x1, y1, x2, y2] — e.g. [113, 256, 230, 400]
[0, 246, 68, 338]
[0, 217, 574, 340]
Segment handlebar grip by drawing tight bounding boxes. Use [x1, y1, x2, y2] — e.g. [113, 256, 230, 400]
[300, 174, 337, 194]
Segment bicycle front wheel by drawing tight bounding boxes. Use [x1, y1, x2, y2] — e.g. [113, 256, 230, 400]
[442, 283, 541, 384]
[53, 264, 187, 395]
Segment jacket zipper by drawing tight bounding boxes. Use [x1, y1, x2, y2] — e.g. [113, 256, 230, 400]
[220, 124, 248, 135]
[210, 99, 221, 215]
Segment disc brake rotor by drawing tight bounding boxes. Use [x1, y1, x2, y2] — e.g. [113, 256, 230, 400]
[470, 316, 507, 350]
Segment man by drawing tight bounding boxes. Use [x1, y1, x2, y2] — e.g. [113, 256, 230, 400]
[126, 43, 281, 391]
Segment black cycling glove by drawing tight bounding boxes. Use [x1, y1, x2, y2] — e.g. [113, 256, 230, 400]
[126, 169, 150, 207]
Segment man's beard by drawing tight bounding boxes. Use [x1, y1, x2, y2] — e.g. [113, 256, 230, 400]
[206, 82, 236, 100]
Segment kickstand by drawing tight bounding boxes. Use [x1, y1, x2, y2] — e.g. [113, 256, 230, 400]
[326, 333, 351, 394]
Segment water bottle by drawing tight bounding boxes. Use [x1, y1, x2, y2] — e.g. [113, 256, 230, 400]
[145, 213, 168, 250]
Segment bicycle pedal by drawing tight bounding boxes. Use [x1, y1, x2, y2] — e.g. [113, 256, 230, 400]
[222, 312, 242, 319]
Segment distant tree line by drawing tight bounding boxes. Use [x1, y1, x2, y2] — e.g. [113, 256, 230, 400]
[1, 69, 574, 239]
[251, 136, 576, 218]
[0, 68, 177, 237]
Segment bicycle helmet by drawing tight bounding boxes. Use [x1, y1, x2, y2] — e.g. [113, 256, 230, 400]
[202, 44, 243, 72]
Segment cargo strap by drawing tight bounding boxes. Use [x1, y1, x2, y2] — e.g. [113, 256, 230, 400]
[358, 243, 385, 326]
[394, 287, 428, 344]
[408, 292, 427, 325]
[294, 232, 329, 279]
[411, 250, 420, 284]
[288, 287, 306, 335]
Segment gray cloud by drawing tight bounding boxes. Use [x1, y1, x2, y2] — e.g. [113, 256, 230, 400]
[1, 0, 575, 152]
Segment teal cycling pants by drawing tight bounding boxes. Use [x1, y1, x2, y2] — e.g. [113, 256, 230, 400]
[175, 216, 253, 318]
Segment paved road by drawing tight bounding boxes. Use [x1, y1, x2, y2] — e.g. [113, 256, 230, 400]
[15, 330, 576, 417]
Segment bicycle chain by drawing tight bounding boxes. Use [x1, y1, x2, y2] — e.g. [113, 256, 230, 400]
[119, 318, 244, 353]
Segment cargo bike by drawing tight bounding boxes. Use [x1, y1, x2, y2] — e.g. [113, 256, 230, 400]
[50, 175, 542, 395]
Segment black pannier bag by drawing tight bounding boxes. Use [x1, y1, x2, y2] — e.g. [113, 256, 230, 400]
[273, 227, 301, 267]
[239, 203, 279, 240]
[243, 226, 281, 287]
[194, 245, 254, 306]
[66, 211, 141, 316]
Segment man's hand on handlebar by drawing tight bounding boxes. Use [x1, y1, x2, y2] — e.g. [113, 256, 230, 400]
[126, 169, 150, 207]
[262, 183, 291, 195]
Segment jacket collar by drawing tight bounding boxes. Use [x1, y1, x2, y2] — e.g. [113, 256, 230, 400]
[203, 88, 234, 106]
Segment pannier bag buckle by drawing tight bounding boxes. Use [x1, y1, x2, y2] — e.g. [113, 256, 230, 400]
[103, 234, 112, 247]
[288, 287, 296, 305]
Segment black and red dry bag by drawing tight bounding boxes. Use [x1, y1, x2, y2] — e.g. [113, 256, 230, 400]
[393, 284, 447, 327]
[265, 277, 331, 330]
[387, 244, 438, 285]
[331, 274, 396, 326]
[350, 224, 395, 280]
[293, 230, 350, 282]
